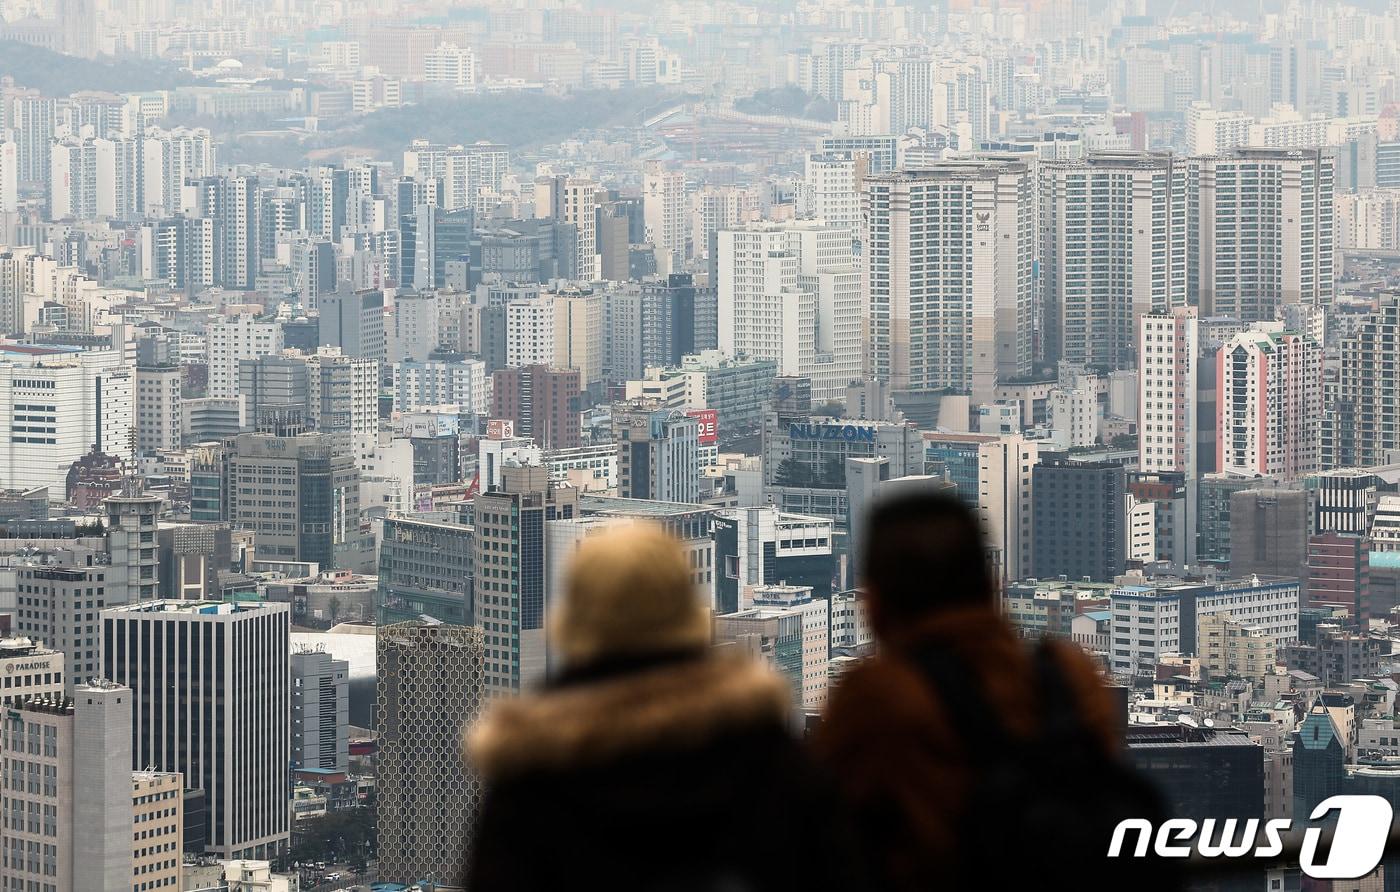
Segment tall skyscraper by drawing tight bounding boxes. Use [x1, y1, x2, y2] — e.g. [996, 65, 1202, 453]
[103, 600, 290, 861]
[375, 623, 485, 887]
[1216, 325, 1322, 482]
[473, 464, 578, 693]
[1040, 152, 1191, 369]
[864, 161, 1033, 404]
[1197, 148, 1334, 322]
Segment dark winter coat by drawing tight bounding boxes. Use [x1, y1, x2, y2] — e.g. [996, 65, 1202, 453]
[812, 606, 1125, 892]
[465, 652, 864, 892]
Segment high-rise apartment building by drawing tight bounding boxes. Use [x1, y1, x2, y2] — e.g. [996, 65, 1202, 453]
[0, 346, 132, 494]
[1326, 294, 1400, 470]
[643, 160, 687, 273]
[375, 623, 484, 887]
[553, 289, 604, 389]
[1196, 148, 1334, 322]
[1139, 307, 1199, 478]
[1040, 152, 1191, 368]
[1216, 325, 1322, 482]
[473, 464, 578, 694]
[863, 161, 1033, 403]
[103, 600, 290, 861]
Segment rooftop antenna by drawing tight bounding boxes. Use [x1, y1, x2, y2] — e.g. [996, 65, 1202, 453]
[121, 425, 144, 497]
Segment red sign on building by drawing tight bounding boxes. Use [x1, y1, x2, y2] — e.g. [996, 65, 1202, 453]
[687, 409, 719, 446]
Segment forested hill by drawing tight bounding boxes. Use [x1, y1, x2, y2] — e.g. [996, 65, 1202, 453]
[0, 40, 194, 94]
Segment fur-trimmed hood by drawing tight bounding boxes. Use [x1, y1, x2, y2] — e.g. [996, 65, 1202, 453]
[467, 656, 793, 782]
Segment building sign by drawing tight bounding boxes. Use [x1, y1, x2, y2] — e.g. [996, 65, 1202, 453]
[788, 423, 877, 443]
[687, 409, 719, 446]
[5, 661, 48, 674]
[486, 419, 515, 440]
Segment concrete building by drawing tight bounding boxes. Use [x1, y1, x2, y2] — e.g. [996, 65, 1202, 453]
[392, 358, 488, 414]
[612, 403, 701, 504]
[1039, 153, 1191, 369]
[491, 364, 581, 450]
[863, 161, 1033, 404]
[290, 647, 349, 772]
[1216, 325, 1322, 482]
[1199, 613, 1277, 682]
[713, 507, 834, 615]
[103, 600, 290, 861]
[135, 363, 183, 455]
[1326, 295, 1400, 470]
[715, 599, 826, 710]
[0, 346, 132, 495]
[1139, 307, 1199, 478]
[739, 583, 830, 710]
[227, 432, 360, 567]
[0, 682, 135, 892]
[0, 635, 64, 705]
[1230, 488, 1310, 585]
[643, 160, 687, 273]
[131, 770, 184, 892]
[378, 514, 476, 625]
[535, 176, 598, 280]
[206, 314, 283, 400]
[1196, 148, 1334, 322]
[375, 623, 484, 887]
[1032, 456, 1126, 583]
[317, 290, 386, 366]
[474, 465, 578, 694]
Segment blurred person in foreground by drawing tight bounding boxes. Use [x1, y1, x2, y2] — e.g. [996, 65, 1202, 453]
[813, 492, 1170, 891]
[465, 524, 861, 891]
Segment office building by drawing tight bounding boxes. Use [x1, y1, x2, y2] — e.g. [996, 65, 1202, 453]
[552, 289, 604, 389]
[1313, 470, 1377, 536]
[0, 346, 131, 494]
[135, 363, 183, 455]
[1198, 613, 1277, 683]
[1216, 326, 1322, 482]
[763, 414, 924, 527]
[103, 600, 290, 860]
[1032, 456, 1127, 583]
[392, 358, 488, 414]
[643, 160, 687, 272]
[1306, 533, 1370, 617]
[491, 364, 581, 450]
[473, 465, 578, 693]
[227, 433, 360, 567]
[375, 623, 484, 887]
[1040, 153, 1190, 369]
[377, 514, 475, 625]
[640, 274, 702, 369]
[612, 403, 701, 504]
[863, 161, 1033, 403]
[1293, 701, 1346, 820]
[0, 635, 64, 705]
[318, 290, 386, 366]
[1196, 148, 1334, 322]
[716, 584, 830, 710]
[0, 682, 135, 892]
[206, 314, 284, 401]
[291, 647, 349, 773]
[1128, 724, 1264, 820]
[713, 507, 835, 615]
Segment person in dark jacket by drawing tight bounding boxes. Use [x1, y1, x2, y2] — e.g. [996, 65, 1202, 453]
[465, 524, 859, 892]
[813, 492, 1158, 891]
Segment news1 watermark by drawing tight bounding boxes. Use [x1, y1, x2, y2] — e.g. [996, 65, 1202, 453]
[1108, 795, 1395, 878]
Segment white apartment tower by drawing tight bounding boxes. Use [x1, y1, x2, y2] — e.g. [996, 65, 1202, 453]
[1217, 325, 1323, 482]
[206, 313, 284, 400]
[863, 162, 1033, 404]
[536, 175, 598, 280]
[1197, 148, 1334, 322]
[1040, 152, 1191, 369]
[1138, 307, 1199, 477]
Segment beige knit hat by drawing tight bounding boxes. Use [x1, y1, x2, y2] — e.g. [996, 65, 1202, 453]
[550, 523, 711, 670]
